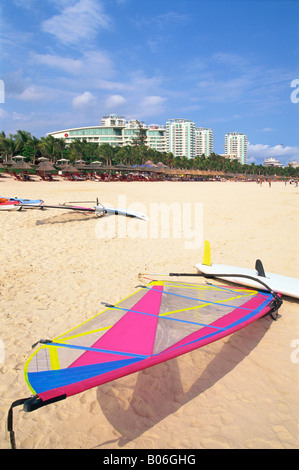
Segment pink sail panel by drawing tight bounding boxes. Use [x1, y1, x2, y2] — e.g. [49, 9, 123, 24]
[70, 285, 163, 367]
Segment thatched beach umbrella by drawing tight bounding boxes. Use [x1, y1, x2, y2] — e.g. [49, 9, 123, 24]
[132, 165, 146, 172]
[61, 164, 79, 173]
[11, 160, 33, 170]
[5, 159, 15, 166]
[157, 162, 168, 168]
[95, 165, 116, 171]
[75, 164, 89, 170]
[115, 163, 133, 172]
[56, 158, 70, 167]
[165, 168, 182, 175]
[13, 155, 25, 160]
[36, 161, 56, 172]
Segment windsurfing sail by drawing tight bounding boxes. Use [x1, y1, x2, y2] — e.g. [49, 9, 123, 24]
[8, 279, 281, 447]
[19, 198, 148, 220]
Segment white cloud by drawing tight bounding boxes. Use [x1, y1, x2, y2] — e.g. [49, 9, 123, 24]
[0, 109, 8, 119]
[138, 95, 166, 116]
[248, 143, 299, 164]
[12, 111, 32, 121]
[261, 127, 275, 133]
[41, 0, 112, 45]
[32, 50, 115, 80]
[212, 52, 250, 69]
[32, 53, 82, 74]
[72, 91, 97, 109]
[4, 70, 31, 97]
[190, 51, 295, 111]
[129, 72, 164, 94]
[92, 79, 128, 91]
[12, 0, 37, 10]
[83, 50, 115, 79]
[18, 86, 46, 101]
[141, 95, 165, 107]
[105, 94, 126, 109]
[196, 76, 252, 103]
[136, 10, 189, 30]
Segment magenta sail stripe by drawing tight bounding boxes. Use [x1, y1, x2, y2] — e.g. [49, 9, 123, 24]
[70, 285, 163, 368]
[36, 294, 274, 403]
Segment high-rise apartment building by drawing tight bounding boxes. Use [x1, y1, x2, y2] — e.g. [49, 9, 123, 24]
[166, 119, 196, 159]
[195, 127, 213, 157]
[48, 116, 249, 162]
[225, 132, 247, 164]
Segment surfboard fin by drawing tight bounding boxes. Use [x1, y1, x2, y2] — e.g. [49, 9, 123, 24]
[255, 259, 266, 277]
[202, 240, 211, 266]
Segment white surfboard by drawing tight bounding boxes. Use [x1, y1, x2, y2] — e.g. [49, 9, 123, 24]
[95, 205, 149, 221]
[196, 241, 299, 299]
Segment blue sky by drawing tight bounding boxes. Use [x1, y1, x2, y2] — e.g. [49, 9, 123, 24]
[1, 0, 298, 164]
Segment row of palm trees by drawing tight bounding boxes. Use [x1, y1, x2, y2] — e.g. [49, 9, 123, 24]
[1, 129, 298, 178]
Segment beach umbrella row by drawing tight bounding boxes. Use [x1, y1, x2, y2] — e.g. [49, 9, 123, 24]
[2, 160, 222, 176]
[1, 158, 223, 177]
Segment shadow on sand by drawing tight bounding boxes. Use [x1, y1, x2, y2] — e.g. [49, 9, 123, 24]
[95, 315, 274, 448]
[35, 211, 96, 225]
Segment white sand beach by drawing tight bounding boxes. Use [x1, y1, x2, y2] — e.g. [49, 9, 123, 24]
[0, 176, 298, 449]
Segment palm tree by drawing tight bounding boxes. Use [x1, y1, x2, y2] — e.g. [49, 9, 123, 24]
[131, 120, 147, 147]
[85, 142, 100, 163]
[0, 133, 17, 161]
[69, 139, 85, 162]
[29, 136, 42, 163]
[0, 131, 8, 160]
[98, 143, 115, 166]
[115, 145, 134, 166]
[39, 135, 57, 162]
[14, 130, 32, 155]
[54, 138, 68, 161]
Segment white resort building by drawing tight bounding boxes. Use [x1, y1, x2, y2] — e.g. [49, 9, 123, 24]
[224, 132, 248, 164]
[263, 157, 284, 167]
[48, 114, 217, 160]
[47, 114, 166, 153]
[195, 127, 213, 157]
[165, 119, 196, 159]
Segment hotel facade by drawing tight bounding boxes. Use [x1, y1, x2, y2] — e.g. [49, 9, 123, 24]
[47, 114, 216, 159]
[48, 115, 166, 153]
[224, 132, 248, 164]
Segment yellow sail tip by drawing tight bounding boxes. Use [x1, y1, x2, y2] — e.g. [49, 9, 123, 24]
[202, 240, 211, 266]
